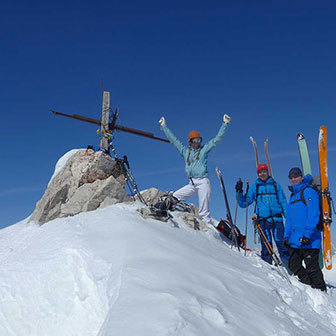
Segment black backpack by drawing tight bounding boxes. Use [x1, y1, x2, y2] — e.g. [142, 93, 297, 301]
[290, 176, 324, 231]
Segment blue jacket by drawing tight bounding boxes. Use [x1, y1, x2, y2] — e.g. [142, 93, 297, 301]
[284, 175, 321, 249]
[161, 123, 227, 178]
[238, 177, 287, 222]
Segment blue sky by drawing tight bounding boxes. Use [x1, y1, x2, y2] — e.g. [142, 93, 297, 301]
[1, 1, 336, 248]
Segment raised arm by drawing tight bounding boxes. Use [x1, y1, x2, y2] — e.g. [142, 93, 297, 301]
[159, 117, 186, 156]
[202, 114, 230, 153]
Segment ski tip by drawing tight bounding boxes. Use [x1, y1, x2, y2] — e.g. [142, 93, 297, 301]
[215, 167, 222, 177]
[319, 125, 327, 135]
[297, 132, 305, 140]
[319, 127, 326, 142]
[249, 136, 254, 142]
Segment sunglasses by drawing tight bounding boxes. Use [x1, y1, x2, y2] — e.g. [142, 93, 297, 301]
[190, 137, 202, 144]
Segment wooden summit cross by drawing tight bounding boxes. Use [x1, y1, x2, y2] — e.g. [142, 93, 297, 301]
[51, 90, 169, 151]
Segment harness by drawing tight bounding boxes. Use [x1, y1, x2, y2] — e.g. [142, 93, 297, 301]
[255, 181, 283, 220]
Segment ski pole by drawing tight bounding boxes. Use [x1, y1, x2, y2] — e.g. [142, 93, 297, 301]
[244, 182, 249, 256]
[256, 223, 291, 284]
[234, 178, 242, 226]
[256, 223, 282, 266]
[234, 196, 239, 227]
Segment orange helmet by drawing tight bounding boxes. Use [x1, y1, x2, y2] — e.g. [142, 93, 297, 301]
[188, 130, 201, 140]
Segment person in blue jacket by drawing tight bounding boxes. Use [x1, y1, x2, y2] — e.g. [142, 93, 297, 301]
[158, 114, 231, 227]
[236, 164, 289, 265]
[284, 167, 326, 291]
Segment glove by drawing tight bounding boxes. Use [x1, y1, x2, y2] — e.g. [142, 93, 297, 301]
[223, 114, 231, 124]
[159, 116, 166, 127]
[299, 236, 311, 247]
[283, 238, 290, 248]
[235, 179, 243, 193]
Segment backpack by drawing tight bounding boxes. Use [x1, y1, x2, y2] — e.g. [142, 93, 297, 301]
[216, 219, 246, 249]
[153, 193, 192, 217]
[291, 176, 324, 231]
[254, 181, 284, 217]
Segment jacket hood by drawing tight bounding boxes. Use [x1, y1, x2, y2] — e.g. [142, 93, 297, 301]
[288, 174, 313, 194]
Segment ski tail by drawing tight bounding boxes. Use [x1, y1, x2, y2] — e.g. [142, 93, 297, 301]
[264, 138, 273, 177]
[250, 136, 259, 167]
[297, 132, 312, 175]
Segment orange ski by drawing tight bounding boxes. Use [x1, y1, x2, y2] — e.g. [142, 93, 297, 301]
[318, 126, 332, 270]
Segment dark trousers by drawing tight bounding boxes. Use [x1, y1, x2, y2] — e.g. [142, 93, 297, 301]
[288, 247, 326, 291]
[259, 219, 289, 264]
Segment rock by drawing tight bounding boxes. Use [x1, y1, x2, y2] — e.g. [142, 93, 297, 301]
[176, 212, 208, 231]
[29, 150, 131, 224]
[137, 187, 208, 231]
[137, 188, 166, 205]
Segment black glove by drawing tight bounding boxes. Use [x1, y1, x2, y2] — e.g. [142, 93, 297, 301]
[299, 237, 311, 247]
[235, 178, 243, 194]
[283, 238, 290, 248]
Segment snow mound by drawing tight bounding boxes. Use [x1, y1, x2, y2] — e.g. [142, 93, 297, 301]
[0, 203, 336, 336]
[48, 149, 80, 186]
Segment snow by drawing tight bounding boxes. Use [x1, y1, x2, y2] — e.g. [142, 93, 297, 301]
[1, 203, 336, 336]
[48, 149, 80, 186]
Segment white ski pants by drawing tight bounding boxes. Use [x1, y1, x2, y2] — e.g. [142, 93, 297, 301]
[173, 178, 212, 226]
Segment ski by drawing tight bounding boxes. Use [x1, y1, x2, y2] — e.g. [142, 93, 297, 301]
[297, 133, 312, 176]
[249, 136, 259, 167]
[318, 126, 332, 270]
[296, 132, 324, 269]
[215, 167, 240, 250]
[264, 138, 273, 177]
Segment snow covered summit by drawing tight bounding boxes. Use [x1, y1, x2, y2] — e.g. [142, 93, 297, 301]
[1, 202, 336, 336]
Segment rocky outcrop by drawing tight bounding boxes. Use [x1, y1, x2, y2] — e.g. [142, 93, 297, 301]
[138, 188, 208, 231]
[29, 150, 131, 224]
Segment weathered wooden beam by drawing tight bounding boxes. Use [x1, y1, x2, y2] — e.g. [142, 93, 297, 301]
[100, 91, 111, 151]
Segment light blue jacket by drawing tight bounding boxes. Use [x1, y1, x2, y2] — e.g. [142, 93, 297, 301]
[238, 176, 287, 222]
[284, 175, 321, 249]
[161, 123, 227, 178]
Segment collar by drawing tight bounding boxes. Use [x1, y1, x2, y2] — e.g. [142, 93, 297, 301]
[288, 174, 313, 194]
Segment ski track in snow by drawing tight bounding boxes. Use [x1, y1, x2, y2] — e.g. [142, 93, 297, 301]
[0, 203, 336, 336]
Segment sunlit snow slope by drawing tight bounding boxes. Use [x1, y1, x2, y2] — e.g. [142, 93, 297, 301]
[0, 202, 336, 336]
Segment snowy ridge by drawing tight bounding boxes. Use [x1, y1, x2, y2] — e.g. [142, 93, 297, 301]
[0, 203, 336, 336]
